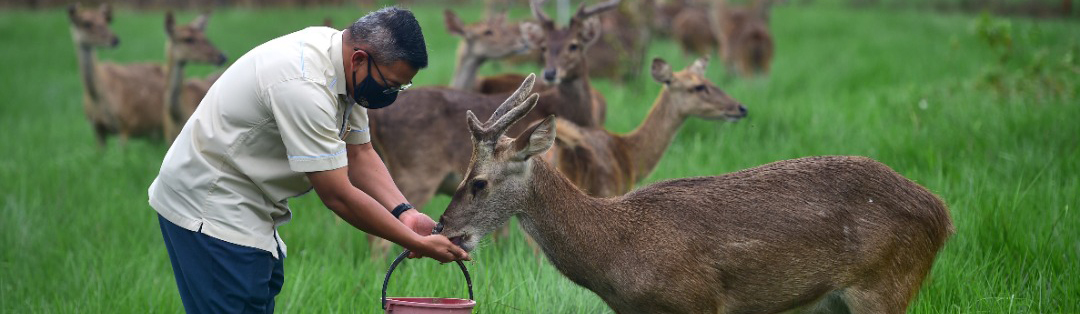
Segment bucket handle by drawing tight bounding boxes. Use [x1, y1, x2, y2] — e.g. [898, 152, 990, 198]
[381, 223, 474, 310]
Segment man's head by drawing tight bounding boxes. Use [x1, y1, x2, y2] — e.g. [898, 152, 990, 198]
[344, 6, 428, 108]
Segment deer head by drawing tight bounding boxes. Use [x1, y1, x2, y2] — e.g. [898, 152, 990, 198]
[444, 9, 528, 60]
[520, 0, 620, 84]
[651, 57, 747, 121]
[440, 74, 555, 251]
[165, 12, 227, 66]
[67, 3, 118, 48]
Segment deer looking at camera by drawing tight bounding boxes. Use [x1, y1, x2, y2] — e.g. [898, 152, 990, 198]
[444, 9, 531, 92]
[710, 0, 775, 76]
[162, 12, 227, 144]
[543, 57, 746, 197]
[69, 3, 166, 147]
[439, 74, 954, 314]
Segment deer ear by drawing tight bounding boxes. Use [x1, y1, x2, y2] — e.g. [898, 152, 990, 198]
[513, 115, 557, 161]
[444, 10, 465, 37]
[67, 4, 79, 22]
[579, 17, 603, 46]
[192, 13, 210, 31]
[99, 3, 111, 23]
[520, 21, 545, 49]
[651, 58, 673, 84]
[165, 11, 175, 37]
[690, 57, 709, 76]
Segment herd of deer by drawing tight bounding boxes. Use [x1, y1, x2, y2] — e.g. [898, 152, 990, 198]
[70, 1, 953, 313]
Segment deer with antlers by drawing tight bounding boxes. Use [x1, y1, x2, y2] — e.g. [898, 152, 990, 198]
[69, 3, 167, 147]
[543, 57, 746, 197]
[162, 12, 227, 144]
[439, 74, 954, 313]
[367, 0, 619, 209]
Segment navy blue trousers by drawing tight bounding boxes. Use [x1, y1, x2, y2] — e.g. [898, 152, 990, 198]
[158, 215, 284, 314]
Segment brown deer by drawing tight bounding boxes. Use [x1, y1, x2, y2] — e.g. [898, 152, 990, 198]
[444, 9, 531, 92]
[543, 57, 747, 197]
[162, 12, 227, 144]
[711, 0, 776, 76]
[366, 0, 618, 208]
[69, 3, 167, 147]
[438, 74, 955, 314]
[671, 3, 719, 57]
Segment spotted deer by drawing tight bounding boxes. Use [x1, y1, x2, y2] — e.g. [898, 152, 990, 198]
[162, 12, 227, 144]
[543, 57, 746, 197]
[69, 3, 167, 147]
[711, 0, 775, 76]
[444, 9, 530, 92]
[438, 74, 954, 313]
[366, 0, 618, 209]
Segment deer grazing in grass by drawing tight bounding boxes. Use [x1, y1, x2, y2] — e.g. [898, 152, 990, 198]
[711, 0, 776, 76]
[438, 74, 954, 313]
[69, 3, 167, 147]
[543, 57, 746, 197]
[444, 9, 531, 92]
[367, 0, 618, 209]
[162, 12, 227, 144]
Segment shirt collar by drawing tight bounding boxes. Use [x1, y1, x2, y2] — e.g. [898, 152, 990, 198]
[330, 30, 348, 97]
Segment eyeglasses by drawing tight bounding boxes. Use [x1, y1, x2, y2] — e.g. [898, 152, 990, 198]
[355, 48, 412, 94]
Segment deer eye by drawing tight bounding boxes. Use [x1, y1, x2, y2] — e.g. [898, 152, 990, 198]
[183, 37, 196, 44]
[568, 43, 579, 51]
[82, 21, 93, 28]
[471, 179, 488, 195]
[692, 85, 707, 93]
[483, 30, 494, 36]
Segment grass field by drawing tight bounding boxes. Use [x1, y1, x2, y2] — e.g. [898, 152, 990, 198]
[1, 1, 1078, 313]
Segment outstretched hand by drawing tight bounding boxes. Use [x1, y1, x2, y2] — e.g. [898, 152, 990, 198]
[400, 210, 469, 261]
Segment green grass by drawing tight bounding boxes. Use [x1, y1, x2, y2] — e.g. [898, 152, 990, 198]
[2, 2, 1078, 313]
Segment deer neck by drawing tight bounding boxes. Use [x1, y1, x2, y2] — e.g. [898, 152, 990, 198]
[164, 46, 186, 121]
[450, 42, 485, 90]
[74, 43, 101, 102]
[518, 160, 619, 279]
[620, 90, 687, 182]
[546, 65, 594, 126]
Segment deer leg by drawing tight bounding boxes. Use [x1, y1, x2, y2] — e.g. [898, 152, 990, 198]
[93, 123, 109, 148]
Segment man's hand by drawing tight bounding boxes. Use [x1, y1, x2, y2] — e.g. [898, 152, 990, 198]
[409, 235, 470, 263]
[399, 209, 437, 236]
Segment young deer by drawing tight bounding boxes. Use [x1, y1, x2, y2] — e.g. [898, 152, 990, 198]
[444, 9, 530, 92]
[69, 3, 167, 147]
[711, 0, 775, 76]
[162, 12, 227, 144]
[366, 0, 619, 209]
[543, 57, 747, 197]
[438, 75, 954, 313]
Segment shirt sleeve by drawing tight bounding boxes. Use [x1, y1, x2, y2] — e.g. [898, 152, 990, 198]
[267, 79, 348, 173]
[343, 105, 371, 145]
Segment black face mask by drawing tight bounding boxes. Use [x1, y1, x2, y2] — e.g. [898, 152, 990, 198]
[351, 51, 400, 109]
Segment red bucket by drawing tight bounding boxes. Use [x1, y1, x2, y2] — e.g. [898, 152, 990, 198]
[382, 249, 475, 314]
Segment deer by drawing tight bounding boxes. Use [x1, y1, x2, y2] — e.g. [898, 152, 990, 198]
[68, 3, 167, 147]
[162, 12, 228, 144]
[710, 0, 776, 77]
[367, 0, 619, 208]
[671, 4, 719, 57]
[438, 74, 954, 314]
[543, 57, 747, 198]
[444, 9, 531, 92]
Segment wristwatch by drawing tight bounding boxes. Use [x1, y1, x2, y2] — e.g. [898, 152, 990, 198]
[391, 203, 414, 219]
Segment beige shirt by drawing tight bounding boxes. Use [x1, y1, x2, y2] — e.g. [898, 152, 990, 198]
[149, 27, 369, 258]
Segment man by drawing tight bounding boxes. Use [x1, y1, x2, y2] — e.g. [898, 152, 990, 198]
[148, 7, 468, 313]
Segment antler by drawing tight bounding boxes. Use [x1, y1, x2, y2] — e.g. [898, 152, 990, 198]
[572, 0, 621, 22]
[530, 0, 554, 29]
[467, 74, 539, 142]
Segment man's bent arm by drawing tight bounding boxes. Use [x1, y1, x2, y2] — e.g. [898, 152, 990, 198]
[346, 143, 407, 209]
[306, 168, 466, 262]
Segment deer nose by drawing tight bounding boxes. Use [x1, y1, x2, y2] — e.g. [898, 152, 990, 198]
[738, 105, 748, 116]
[543, 69, 557, 82]
[217, 53, 228, 66]
[110, 37, 120, 47]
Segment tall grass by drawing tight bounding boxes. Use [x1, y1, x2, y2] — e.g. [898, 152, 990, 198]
[1, 2, 1077, 313]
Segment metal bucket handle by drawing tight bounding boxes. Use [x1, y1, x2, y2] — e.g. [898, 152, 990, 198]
[381, 223, 474, 310]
